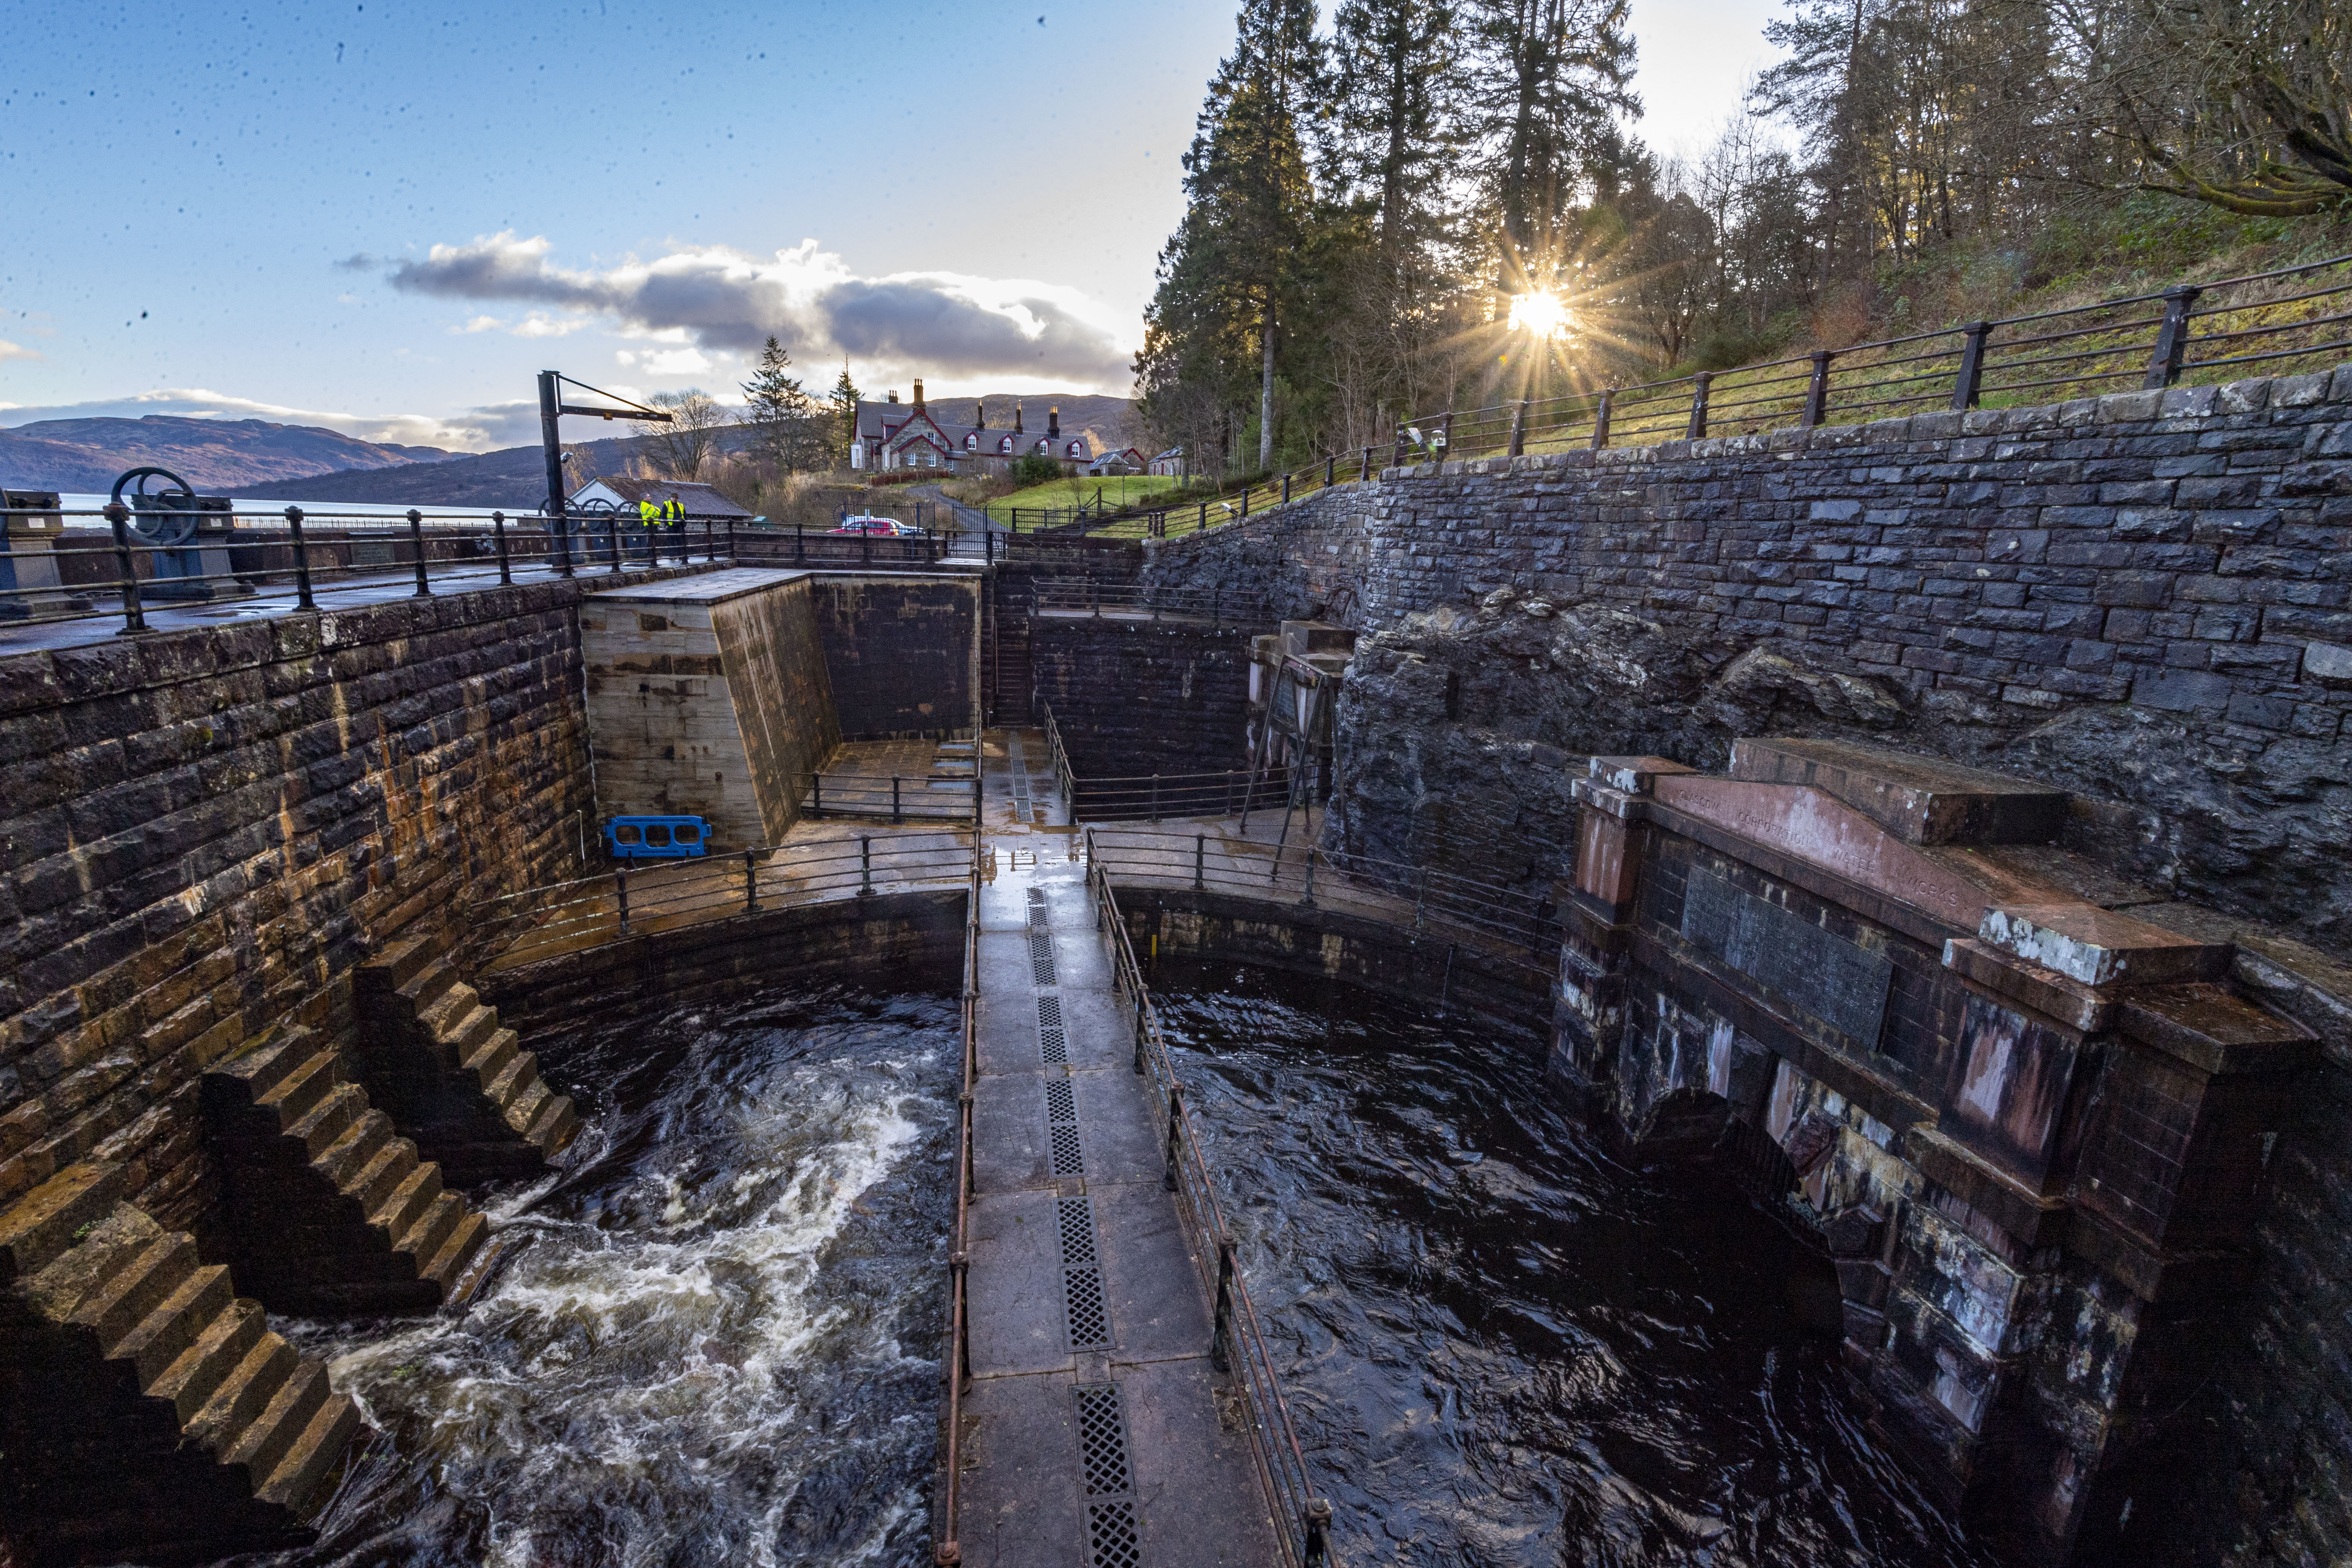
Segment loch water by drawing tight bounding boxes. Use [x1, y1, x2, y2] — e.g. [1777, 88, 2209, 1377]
[225, 985, 958, 1568]
[1150, 957, 2002, 1568]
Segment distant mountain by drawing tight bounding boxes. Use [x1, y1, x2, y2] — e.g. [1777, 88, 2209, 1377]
[0, 415, 449, 494]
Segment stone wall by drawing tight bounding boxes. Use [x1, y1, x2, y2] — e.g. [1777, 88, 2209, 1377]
[1031, 615, 1255, 779]
[1139, 369, 2352, 958]
[810, 573, 982, 739]
[0, 572, 673, 1242]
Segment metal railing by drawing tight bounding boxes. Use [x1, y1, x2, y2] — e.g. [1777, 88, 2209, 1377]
[1028, 581, 1266, 627]
[1036, 702, 1291, 824]
[936, 830, 985, 1568]
[1088, 828, 1560, 979]
[1083, 833, 1336, 1568]
[1384, 250, 2352, 468]
[467, 831, 976, 966]
[732, 522, 975, 570]
[0, 502, 743, 637]
[800, 770, 982, 825]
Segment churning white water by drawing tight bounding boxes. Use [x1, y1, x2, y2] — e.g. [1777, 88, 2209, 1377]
[237, 988, 957, 1568]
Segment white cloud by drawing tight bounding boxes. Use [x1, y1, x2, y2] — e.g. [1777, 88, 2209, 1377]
[513, 312, 588, 338]
[381, 233, 1135, 391]
[0, 387, 537, 452]
[619, 346, 713, 375]
[460, 315, 505, 333]
[0, 340, 41, 364]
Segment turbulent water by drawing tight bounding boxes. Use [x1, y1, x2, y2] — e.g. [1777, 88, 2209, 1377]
[1150, 957, 2002, 1568]
[227, 986, 957, 1568]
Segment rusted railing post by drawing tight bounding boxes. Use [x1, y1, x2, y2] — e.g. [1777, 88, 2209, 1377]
[284, 506, 316, 610]
[1301, 846, 1317, 906]
[606, 513, 624, 573]
[1303, 1499, 1334, 1568]
[1688, 373, 1712, 439]
[1198, 501, 1208, 533]
[861, 836, 874, 895]
[1164, 1083, 1184, 1191]
[104, 501, 147, 634]
[1590, 391, 1613, 450]
[491, 509, 512, 585]
[1281, 472, 1291, 505]
[1803, 351, 1834, 427]
[1953, 322, 1992, 410]
[1508, 399, 1529, 456]
[1324, 454, 1334, 488]
[1151, 775, 1161, 824]
[2145, 286, 2205, 389]
[615, 866, 631, 934]
[893, 775, 903, 824]
[813, 774, 824, 816]
[744, 848, 759, 912]
[1209, 1241, 1237, 1372]
[407, 509, 432, 596]
[1194, 833, 1205, 890]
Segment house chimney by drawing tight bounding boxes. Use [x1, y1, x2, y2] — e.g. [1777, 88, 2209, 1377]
[974, 400, 985, 429]
[913, 378, 926, 413]
[1013, 402, 1024, 434]
[887, 389, 899, 403]
[1048, 406, 1060, 439]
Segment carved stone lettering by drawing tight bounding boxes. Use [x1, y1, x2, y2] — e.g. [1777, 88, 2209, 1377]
[1681, 867, 1891, 1049]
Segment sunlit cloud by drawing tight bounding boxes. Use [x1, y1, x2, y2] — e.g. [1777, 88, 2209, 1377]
[0, 340, 41, 364]
[379, 232, 1134, 390]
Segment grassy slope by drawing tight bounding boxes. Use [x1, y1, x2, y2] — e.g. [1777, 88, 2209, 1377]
[985, 473, 1186, 522]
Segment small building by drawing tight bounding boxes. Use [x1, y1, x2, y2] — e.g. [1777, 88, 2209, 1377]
[1086, 447, 1146, 476]
[1147, 446, 1186, 477]
[569, 476, 755, 520]
[850, 380, 1090, 476]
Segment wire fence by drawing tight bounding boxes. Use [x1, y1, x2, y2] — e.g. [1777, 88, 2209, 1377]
[466, 831, 976, 968]
[1084, 841, 1336, 1568]
[1087, 827, 1560, 979]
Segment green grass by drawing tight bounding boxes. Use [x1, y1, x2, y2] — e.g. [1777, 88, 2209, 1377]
[985, 473, 1187, 523]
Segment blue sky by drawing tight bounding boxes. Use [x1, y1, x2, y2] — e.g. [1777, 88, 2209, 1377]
[2, 0, 1780, 452]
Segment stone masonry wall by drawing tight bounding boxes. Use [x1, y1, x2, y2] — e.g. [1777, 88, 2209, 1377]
[1030, 616, 1255, 779]
[1139, 368, 2352, 958]
[0, 572, 658, 1244]
[810, 574, 981, 739]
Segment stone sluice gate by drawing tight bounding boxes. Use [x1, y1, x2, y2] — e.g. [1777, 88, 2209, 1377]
[0, 361, 2348, 1565]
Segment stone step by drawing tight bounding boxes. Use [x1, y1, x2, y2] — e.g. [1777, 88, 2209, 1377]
[111, 1263, 233, 1388]
[215, 1027, 325, 1107]
[223, 1358, 332, 1487]
[256, 1382, 365, 1514]
[313, 1108, 396, 1193]
[484, 1048, 536, 1110]
[504, 1077, 550, 1135]
[184, 1333, 298, 1454]
[525, 1093, 580, 1156]
[257, 1048, 345, 1131]
[398, 1192, 467, 1268]
[284, 1081, 367, 1161]
[343, 1133, 419, 1217]
[416, 975, 481, 1041]
[0, 1162, 130, 1284]
[364, 925, 463, 994]
[74, 1230, 197, 1347]
[148, 1296, 266, 1425]
[422, 1209, 491, 1293]
[369, 1161, 442, 1244]
[440, 1000, 501, 1059]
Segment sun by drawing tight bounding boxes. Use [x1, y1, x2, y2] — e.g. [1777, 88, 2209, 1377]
[1506, 289, 1571, 340]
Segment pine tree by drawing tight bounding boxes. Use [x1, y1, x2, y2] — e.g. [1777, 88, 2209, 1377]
[740, 336, 821, 471]
[828, 361, 861, 470]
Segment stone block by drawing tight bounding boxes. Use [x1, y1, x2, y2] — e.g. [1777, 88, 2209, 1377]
[1727, 736, 2067, 845]
[1979, 903, 2229, 987]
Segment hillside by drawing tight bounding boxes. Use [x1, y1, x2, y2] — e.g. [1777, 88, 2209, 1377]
[0, 415, 447, 493]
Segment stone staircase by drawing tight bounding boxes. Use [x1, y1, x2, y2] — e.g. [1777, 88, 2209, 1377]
[355, 926, 579, 1186]
[0, 1162, 364, 1563]
[202, 1025, 494, 1318]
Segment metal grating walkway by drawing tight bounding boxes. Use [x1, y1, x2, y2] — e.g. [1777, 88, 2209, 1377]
[955, 728, 1279, 1567]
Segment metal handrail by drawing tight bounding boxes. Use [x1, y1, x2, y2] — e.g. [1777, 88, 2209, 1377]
[1083, 830, 1334, 1568]
[936, 829, 984, 1567]
[800, 769, 983, 825]
[1035, 702, 1288, 824]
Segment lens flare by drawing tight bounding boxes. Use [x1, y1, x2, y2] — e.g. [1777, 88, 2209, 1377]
[1506, 289, 1571, 340]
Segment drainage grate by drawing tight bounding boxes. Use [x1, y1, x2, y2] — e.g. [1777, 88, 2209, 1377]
[1075, 1386, 1142, 1567]
[1050, 1123, 1086, 1176]
[1045, 1079, 1076, 1122]
[1075, 1386, 1133, 1494]
[1059, 1196, 1109, 1348]
[1029, 928, 1057, 987]
[1039, 996, 1067, 1066]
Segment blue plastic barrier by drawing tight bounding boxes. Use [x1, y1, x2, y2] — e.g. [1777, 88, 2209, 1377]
[603, 815, 711, 859]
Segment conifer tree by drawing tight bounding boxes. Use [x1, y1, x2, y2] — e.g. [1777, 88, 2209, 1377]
[828, 361, 861, 470]
[740, 336, 822, 471]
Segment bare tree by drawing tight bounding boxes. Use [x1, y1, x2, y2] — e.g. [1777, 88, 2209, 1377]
[646, 389, 727, 479]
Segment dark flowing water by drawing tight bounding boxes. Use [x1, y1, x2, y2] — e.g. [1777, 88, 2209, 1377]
[1150, 957, 2001, 1568]
[228, 986, 957, 1568]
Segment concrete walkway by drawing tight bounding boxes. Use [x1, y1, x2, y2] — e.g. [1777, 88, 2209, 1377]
[956, 729, 1278, 1568]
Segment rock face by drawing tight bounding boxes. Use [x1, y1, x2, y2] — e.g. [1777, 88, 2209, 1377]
[1142, 370, 2352, 960]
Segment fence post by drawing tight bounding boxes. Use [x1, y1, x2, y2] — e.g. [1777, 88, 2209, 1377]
[1688, 373, 1712, 440]
[893, 775, 903, 824]
[284, 506, 316, 610]
[814, 774, 823, 815]
[103, 502, 147, 634]
[1590, 392, 1613, 450]
[863, 529, 872, 566]
[744, 848, 759, 913]
[1324, 454, 1334, 488]
[1164, 1083, 1184, 1192]
[615, 866, 630, 935]
[973, 772, 982, 825]
[726, 517, 737, 561]
[1133, 986, 1147, 1075]
[491, 509, 512, 586]
[1393, 425, 1408, 469]
[1803, 351, 1834, 427]
[1194, 833, 1205, 890]
[1438, 411, 1453, 457]
[1151, 775, 1161, 824]
[1209, 1241, 1237, 1372]
[861, 836, 873, 895]
[1953, 322, 1992, 411]
[407, 509, 432, 596]
[1302, 846, 1316, 906]
[2145, 286, 2204, 389]
[1303, 1499, 1334, 1568]
[1240, 486, 1250, 520]
[1281, 472, 1291, 505]
[1198, 501, 1208, 533]
[796, 523, 806, 563]
[1509, 399, 1529, 457]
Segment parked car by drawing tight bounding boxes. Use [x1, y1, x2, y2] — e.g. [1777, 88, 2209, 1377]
[829, 515, 928, 536]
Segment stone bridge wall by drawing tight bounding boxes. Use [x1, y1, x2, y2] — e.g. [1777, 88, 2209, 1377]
[1139, 368, 2352, 956]
[1031, 616, 1255, 779]
[0, 573, 673, 1243]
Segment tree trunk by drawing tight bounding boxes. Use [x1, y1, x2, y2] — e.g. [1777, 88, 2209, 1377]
[1259, 306, 1277, 472]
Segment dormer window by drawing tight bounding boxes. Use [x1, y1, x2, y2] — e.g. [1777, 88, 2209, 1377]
[965, 433, 978, 449]
[998, 435, 1012, 453]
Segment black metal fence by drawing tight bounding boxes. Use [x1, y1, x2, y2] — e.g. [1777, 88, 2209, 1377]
[936, 836, 985, 1567]
[1083, 844, 1336, 1568]
[1037, 702, 1289, 824]
[799, 769, 982, 824]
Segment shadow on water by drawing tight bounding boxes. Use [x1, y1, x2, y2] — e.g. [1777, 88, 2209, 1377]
[211, 985, 956, 1568]
[1150, 956, 2001, 1568]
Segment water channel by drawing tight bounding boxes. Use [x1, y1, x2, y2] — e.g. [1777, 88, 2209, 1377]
[210, 960, 1997, 1568]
